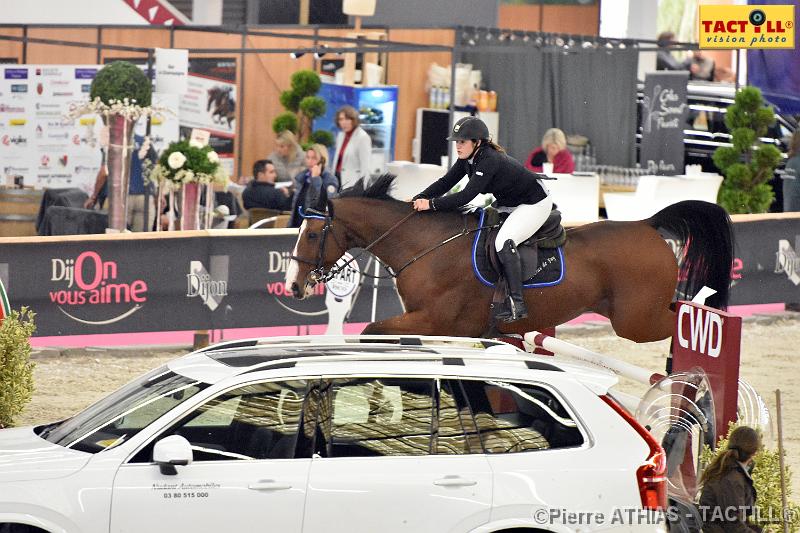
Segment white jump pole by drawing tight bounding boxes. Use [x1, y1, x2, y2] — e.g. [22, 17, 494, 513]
[523, 331, 665, 385]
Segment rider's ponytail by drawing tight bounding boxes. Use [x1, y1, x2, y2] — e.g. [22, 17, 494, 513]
[482, 139, 506, 154]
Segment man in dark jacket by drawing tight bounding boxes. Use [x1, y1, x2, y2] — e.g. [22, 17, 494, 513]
[242, 159, 292, 211]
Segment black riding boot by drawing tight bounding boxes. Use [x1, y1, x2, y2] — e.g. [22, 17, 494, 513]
[496, 239, 528, 322]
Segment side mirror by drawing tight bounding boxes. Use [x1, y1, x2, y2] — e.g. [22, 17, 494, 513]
[153, 435, 193, 475]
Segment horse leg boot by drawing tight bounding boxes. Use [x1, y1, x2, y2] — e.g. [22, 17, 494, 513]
[495, 239, 528, 322]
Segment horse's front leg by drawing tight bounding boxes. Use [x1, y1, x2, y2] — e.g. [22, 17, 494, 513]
[361, 311, 440, 335]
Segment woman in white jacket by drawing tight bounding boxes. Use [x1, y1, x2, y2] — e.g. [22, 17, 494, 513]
[332, 105, 372, 190]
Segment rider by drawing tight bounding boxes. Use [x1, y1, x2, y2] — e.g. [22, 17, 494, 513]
[412, 116, 553, 322]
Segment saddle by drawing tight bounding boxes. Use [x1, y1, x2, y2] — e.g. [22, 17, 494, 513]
[472, 207, 567, 288]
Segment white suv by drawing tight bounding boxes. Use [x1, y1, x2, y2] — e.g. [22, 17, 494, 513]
[0, 336, 667, 533]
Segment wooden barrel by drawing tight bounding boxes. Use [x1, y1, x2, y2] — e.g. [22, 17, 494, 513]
[0, 188, 43, 237]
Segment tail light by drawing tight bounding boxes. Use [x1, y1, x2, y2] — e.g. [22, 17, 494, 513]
[600, 395, 667, 510]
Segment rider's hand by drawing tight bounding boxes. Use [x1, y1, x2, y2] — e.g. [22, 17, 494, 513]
[413, 198, 431, 211]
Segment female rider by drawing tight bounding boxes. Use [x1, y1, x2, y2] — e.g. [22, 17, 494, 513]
[412, 116, 553, 322]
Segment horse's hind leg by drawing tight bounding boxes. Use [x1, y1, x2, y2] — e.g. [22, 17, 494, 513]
[607, 286, 676, 343]
[361, 312, 440, 335]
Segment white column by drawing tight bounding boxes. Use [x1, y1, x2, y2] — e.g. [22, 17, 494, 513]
[192, 0, 223, 25]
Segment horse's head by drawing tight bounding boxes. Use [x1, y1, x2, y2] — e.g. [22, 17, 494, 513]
[285, 188, 346, 299]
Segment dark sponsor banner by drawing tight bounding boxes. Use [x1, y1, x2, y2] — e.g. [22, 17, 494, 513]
[2, 233, 403, 337]
[640, 71, 689, 176]
[729, 217, 800, 305]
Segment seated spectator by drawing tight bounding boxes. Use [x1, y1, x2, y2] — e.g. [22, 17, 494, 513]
[242, 159, 293, 211]
[525, 128, 575, 174]
[656, 31, 688, 72]
[267, 130, 305, 182]
[289, 144, 339, 228]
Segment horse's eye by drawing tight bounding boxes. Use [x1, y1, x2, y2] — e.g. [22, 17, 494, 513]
[307, 232, 318, 240]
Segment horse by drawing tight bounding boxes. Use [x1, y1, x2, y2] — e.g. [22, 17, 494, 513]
[206, 86, 235, 128]
[285, 175, 734, 342]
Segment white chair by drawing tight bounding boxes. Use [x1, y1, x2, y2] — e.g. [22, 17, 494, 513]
[544, 172, 600, 224]
[386, 161, 445, 201]
[603, 173, 723, 221]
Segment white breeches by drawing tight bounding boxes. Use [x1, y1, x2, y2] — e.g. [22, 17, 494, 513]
[494, 195, 554, 251]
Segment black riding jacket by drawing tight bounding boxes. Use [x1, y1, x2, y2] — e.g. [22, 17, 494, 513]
[414, 146, 548, 211]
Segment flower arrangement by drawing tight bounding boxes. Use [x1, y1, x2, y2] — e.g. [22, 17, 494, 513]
[149, 139, 228, 187]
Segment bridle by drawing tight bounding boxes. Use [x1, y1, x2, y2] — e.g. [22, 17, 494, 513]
[290, 205, 500, 287]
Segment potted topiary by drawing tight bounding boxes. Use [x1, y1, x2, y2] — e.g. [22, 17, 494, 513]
[148, 139, 228, 230]
[273, 70, 334, 148]
[0, 306, 36, 429]
[712, 86, 783, 214]
[69, 61, 158, 231]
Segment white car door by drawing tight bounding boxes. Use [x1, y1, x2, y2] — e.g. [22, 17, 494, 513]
[110, 379, 313, 533]
[302, 377, 493, 533]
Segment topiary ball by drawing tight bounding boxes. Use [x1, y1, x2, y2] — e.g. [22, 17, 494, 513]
[90, 61, 152, 107]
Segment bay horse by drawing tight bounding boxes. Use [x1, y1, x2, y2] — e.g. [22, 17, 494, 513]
[285, 175, 733, 342]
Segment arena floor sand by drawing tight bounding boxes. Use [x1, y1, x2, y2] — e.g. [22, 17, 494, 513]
[16, 315, 800, 498]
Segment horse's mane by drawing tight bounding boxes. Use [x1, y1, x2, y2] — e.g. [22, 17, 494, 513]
[338, 173, 401, 203]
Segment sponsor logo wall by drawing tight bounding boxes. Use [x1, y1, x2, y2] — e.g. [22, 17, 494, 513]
[0, 65, 102, 192]
[3, 233, 403, 337]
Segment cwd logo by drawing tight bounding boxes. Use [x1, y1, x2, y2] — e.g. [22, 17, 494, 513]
[699, 4, 795, 49]
[186, 256, 229, 311]
[677, 304, 723, 357]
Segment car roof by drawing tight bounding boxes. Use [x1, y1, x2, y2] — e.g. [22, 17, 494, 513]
[167, 335, 620, 394]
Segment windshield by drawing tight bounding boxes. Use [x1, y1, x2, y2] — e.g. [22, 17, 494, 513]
[40, 366, 209, 453]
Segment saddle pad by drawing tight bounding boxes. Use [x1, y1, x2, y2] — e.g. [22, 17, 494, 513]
[471, 209, 565, 289]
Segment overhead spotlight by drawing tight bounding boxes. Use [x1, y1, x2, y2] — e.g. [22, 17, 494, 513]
[509, 32, 517, 41]
[534, 36, 543, 46]
[290, 51, 306, 59]
[581, 40, 594, 49]
[498, 32, 507, 42]
[555, 37, 565, 47]
[618, 41, 627, 49]
[314, 45, 329, 60]
[567, 38, 576, 48]
[604, 41, 614, 49]
[522, 33, 530, 43]
[467, 37, 477, 46]
[485, 31, 493, 41]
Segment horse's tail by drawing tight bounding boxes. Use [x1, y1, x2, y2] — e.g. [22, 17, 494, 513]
[647, 200, 734, 310]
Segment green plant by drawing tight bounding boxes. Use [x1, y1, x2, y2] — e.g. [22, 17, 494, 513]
[272, 69, 331, 145]
[712, 86, 782, 214]
[90, 61, 152, 107]
[272, 112, 299, 135]
[310, 129, 335, 147]
[149, 139, 227, 186]
[701, 423, 800, 532]
[0, 307, 36, 428]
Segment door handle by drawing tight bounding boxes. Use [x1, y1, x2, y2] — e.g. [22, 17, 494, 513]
[433, 476, 478, 487]
[248, 479, 292, 491]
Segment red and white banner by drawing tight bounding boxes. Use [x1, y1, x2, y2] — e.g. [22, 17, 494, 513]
[123, 0, 186, 26]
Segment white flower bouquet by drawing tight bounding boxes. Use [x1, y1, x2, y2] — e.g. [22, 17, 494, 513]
[148, 139, 228, 187]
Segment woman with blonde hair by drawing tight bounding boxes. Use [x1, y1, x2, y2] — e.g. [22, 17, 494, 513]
[289, 143, 339, 228]
[332, 105, 372, 190]
[268, 130, 305, 182]
[525, 127, 575, 174]
[698, 426, 762, 532]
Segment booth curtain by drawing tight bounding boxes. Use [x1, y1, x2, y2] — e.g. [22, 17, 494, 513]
[462, 42, 639, 166]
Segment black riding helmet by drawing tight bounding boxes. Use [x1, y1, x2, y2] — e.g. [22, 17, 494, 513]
[447, 116, 490, 141]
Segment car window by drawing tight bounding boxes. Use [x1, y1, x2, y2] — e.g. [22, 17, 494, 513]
[437, 379, 481, 455]
[315, 377, 433, 457]
[40, 367, 208, 454]
[130, 379, 310, 463]
[459, 379, 584, 453]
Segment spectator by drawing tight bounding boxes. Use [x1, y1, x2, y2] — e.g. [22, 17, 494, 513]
[242, 159, 293, 211]
[332, 105, 372, 190]
[698, 426, 762, 533]
[783, 130, 800, 212]
[656, 31, 688, 72]
[688, 50, 715, 81]
[267, 130, 305, 182]
[525, 128, 575, 174]
[85, 133, 157, 231]
[289, 144, 339, 228]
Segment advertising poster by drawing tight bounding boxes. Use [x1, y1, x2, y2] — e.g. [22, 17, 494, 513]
[179, 58, 237, 175]
[0, 66, 34, 186]
[640, 71, 689, 176]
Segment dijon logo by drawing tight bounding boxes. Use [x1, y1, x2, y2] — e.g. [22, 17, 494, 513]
[187, 256, 229, 311]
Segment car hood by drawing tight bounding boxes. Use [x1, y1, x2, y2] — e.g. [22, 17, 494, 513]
[0, 426, 91, 482]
